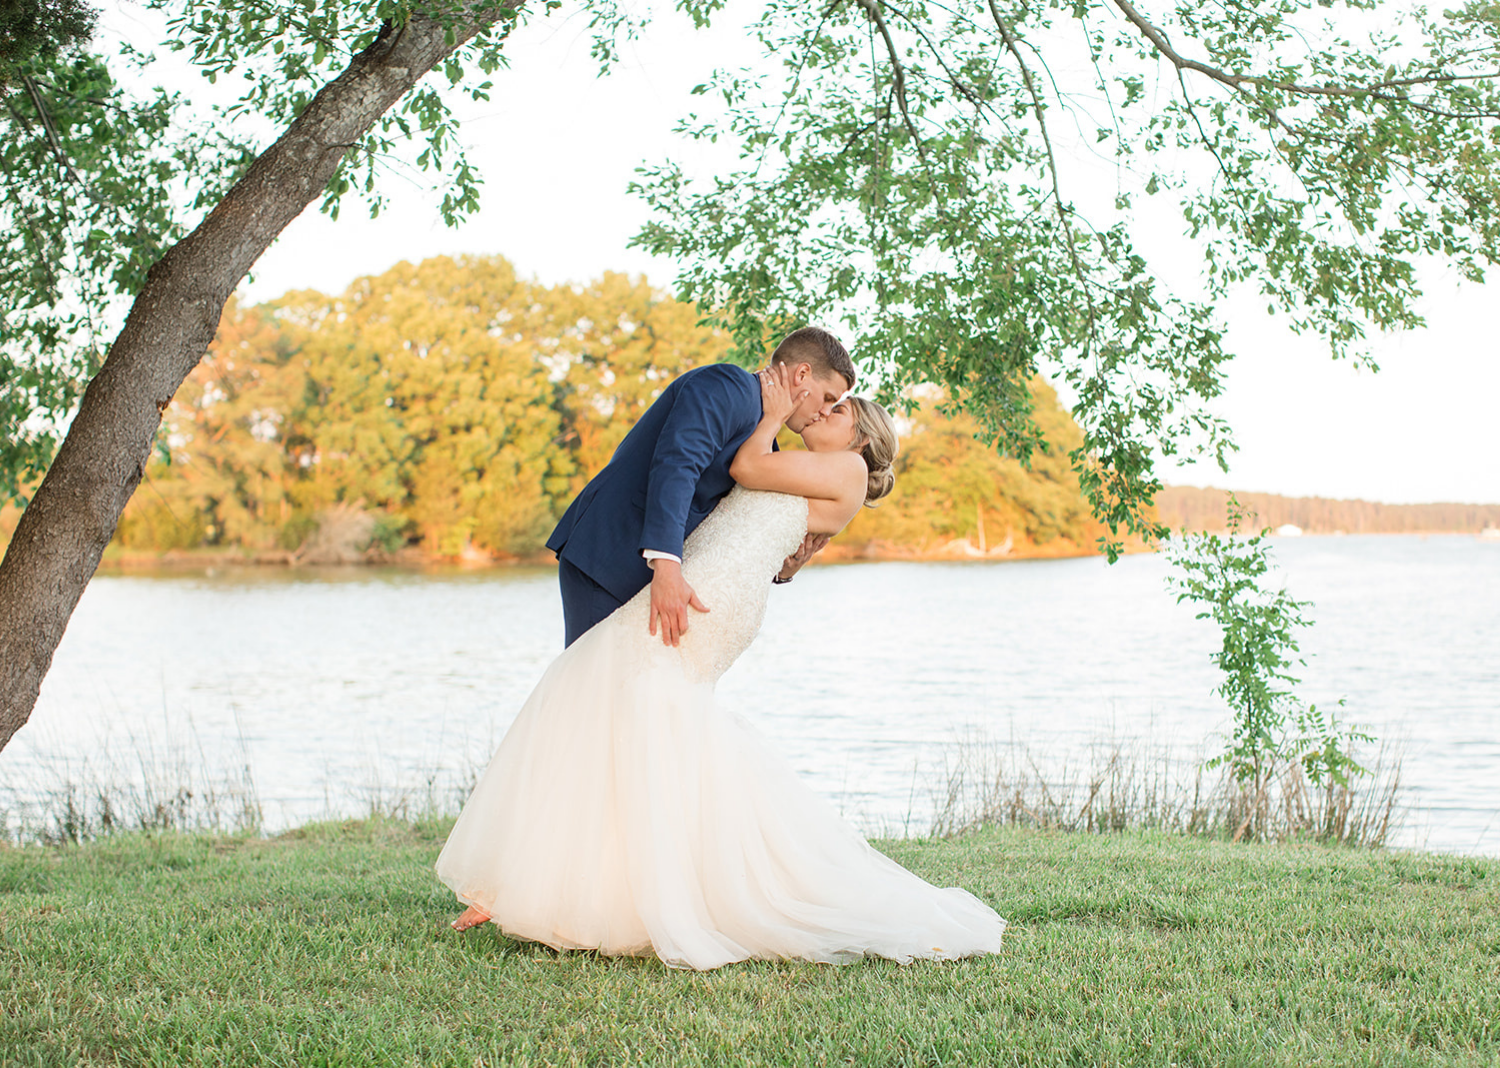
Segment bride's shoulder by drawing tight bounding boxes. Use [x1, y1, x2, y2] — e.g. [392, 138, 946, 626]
[821, 448, 870, 487]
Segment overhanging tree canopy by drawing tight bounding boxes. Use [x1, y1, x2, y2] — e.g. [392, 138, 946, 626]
[636, 0, 1500, 548]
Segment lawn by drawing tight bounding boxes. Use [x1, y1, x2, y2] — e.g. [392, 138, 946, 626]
[2, 820, 1496, 1066]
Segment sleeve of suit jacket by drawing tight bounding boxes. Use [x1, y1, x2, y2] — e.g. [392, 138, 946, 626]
[639, 366, 755, 560]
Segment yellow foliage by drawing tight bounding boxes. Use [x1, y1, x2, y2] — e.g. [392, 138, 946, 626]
[115, 256, 724, 559]
[113, 255, 1101, 561]
[841, 381, 1101, 554]
[547, 271, 731, 487]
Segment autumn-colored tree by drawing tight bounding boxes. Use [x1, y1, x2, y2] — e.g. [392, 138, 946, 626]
[121, 258, 745, 560]
[118, 298, 297, 552]
[354, 256, 571, 556]
[112, 256, 1110, 562]
[1156, 486, 1500, 536]
[129, 256, 575, 559]
[843, 380, 1100, 554]
[545, 272, 732, 487]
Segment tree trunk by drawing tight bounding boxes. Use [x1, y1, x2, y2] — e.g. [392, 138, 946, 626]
[0, 9, 504, 752]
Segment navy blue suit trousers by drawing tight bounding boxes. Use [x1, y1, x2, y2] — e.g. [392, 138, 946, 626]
[558, 559, 624, 648]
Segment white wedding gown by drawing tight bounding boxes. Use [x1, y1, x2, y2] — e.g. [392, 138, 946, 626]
[435, 487, 1006, 969]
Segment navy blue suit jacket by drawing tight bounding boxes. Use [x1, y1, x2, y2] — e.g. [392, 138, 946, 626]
[546, 363, 765, 605]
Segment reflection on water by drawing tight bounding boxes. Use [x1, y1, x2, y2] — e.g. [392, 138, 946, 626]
[4, 537, 1497, 855]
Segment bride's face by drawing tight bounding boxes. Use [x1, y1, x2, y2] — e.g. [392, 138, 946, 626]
[800, 400, 858, 453]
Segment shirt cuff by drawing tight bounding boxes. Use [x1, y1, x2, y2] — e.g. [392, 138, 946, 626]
[642, 549, 683, 568]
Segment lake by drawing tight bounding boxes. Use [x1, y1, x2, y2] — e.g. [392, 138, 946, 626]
[4, 535, 1497, 855]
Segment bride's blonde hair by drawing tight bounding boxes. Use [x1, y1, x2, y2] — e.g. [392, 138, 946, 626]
[846, 397, 898, 505]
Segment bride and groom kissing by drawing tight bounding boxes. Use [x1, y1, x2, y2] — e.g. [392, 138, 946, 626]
[435, 326, 1006, 970]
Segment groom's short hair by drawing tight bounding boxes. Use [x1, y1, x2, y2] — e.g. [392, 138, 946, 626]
[770, 327, 856, 390]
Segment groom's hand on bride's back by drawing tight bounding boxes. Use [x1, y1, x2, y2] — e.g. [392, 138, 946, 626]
[777, 533, 830, 582]
[649, 560, 709, 647]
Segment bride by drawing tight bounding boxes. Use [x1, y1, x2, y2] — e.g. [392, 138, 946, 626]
[435, 365, 1006, 969]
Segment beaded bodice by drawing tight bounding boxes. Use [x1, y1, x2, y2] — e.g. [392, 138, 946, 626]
[606, 488, 809, 684]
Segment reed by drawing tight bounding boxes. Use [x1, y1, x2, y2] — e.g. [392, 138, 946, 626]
[4, 748, 262, 846]
[1, 711, 264, 844]
[926, 728, 1405, 848]
[0, 722, 494, 846]
[5, 720, 1404, 851]
[348, 754, 485, 825]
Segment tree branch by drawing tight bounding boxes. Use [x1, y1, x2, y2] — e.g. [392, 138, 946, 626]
[27, 76, 130, 113]
[880, 0, 984, 108]
[751, 1, 839, 179]
[855, 0, 926, 157]
[1109, 0, 1500, 117]
[19, 76, 95, 195]
[987, 1, 1098, 350]
[0, 164, 62, 296]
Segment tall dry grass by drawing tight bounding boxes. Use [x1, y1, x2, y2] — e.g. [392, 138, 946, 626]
[7, 720, 1403, 851]
[0, 715, 494, 845]
[927, 729, 1404, 848]
[5, 740, 263, 845]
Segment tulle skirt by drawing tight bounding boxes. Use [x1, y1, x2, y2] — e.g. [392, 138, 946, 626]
[435, 629, 1006, 970]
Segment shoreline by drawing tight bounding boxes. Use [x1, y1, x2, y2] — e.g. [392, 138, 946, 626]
[87, 527, 1498, 571]
[90, 537, 1118, 571]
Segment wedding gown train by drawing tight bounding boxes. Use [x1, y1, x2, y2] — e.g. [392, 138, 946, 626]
[435, 487, 1006, 969]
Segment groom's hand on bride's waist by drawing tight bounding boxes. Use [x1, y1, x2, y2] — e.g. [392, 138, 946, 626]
[648, 559, 709, 647]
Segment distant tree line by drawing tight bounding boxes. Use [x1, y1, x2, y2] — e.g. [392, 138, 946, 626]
[0, 256, 1104, 563]
[1158, 487, 1500, 535]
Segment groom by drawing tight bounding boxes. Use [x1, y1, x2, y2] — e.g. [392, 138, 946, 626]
[546, 326, 857, 647]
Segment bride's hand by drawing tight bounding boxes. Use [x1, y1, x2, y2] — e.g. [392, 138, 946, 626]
[757, 363, 804, 425]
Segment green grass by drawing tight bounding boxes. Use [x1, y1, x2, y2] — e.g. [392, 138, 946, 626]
[2, 821, 1497, 1066]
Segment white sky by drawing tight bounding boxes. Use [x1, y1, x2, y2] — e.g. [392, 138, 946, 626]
[108, 2, 1499, 506]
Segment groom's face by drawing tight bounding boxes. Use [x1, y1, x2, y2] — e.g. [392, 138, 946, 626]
[784, 364, 852, 433]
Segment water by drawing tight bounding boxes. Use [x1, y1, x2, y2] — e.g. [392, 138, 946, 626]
[4, 536, 1496, 855]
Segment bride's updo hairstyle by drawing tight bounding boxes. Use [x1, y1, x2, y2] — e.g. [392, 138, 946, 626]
[846, 397, 899, 505]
